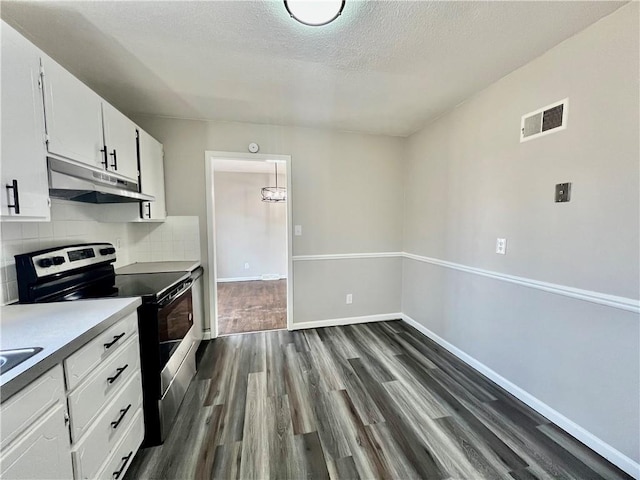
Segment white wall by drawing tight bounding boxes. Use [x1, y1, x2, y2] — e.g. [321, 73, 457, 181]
[402, 3, 639, 467]
[130, 116, 405, 330]
[214, 171, 287, 280]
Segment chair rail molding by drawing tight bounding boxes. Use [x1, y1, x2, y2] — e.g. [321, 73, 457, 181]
[292, 251, 639, 313]
[403, 252, 640, 314]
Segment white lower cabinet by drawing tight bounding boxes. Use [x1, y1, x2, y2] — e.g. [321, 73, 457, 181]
[96, 410, 144, 480]
[67, 315, 144, 480]
[67, 335, 141, 442]
[0, 310, 145, 480]
[0, 365, 73, 480]
[1, 403, 74, 480]
[71, 373, 143, 479]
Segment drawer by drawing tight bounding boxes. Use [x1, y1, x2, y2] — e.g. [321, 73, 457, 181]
[160, 328, 193, 394]
[71, 373, 143, 478]
[68, 335, 140, 441]
[65, 311, 138, 391]
[0, 365, 65, 450]
[94, 409, 144, 480]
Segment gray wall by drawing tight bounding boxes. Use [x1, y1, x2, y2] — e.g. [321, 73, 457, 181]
[402, 3, 639, 463]
[130, 116, 405, 328]
[214, 171, 287, 280]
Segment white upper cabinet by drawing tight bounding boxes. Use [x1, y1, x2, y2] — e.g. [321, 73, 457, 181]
[0, 22, 50, 221]
[41, 55, 105, 169]
[102, 102, 138, 181]
[138, 129, 166, 221]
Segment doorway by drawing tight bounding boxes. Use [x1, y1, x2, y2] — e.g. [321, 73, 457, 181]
[205, 151, 293, 337]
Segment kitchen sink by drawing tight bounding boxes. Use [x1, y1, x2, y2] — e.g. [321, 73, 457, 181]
[0, 347, 43, 375]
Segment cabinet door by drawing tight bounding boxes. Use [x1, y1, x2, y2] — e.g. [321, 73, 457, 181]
[138, 129, 166, 220]
[41, 55, 105, 169]
[0, 22, 50, 221]
[0, 403, 73, 480]
[102, 102, 138, 181]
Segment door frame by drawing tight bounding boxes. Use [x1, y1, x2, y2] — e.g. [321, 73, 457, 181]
[204, 150, 293, 338]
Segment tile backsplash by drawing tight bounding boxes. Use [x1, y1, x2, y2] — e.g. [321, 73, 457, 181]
[0, 200, 200, 305]
[128, 216, 200, 263]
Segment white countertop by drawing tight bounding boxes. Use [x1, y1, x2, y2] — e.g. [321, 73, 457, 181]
[0, 297, 141, 400]
[116, 261, 201, 274]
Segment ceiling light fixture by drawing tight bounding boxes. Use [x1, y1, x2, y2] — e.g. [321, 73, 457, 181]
[261, 163, 287, 203]
[284, 0, 345, 26]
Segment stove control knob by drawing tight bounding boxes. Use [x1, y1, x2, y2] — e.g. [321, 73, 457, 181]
[52, 256, 66, 266]
[100, 247, 116, 255]
[38, 258, 53, 268]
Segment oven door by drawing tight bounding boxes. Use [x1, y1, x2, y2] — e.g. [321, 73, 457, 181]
[157, 285, 194, 396]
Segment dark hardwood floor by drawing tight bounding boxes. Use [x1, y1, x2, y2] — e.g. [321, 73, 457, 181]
[126, 321, 631, 480]
[217, 280, 287, 335]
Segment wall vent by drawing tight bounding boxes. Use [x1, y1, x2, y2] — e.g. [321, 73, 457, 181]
[520, 98, 568, 142]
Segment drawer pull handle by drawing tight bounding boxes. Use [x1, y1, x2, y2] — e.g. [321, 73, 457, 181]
[111, 404, 132, 429]
[112, 451, 133, 479]
[107, 364, 129, 384]
[104, 333, 126, 349]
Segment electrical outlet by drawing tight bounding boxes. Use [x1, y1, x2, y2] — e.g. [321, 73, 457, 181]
[115, 238, 122, 249]
[294, 225, 302, 236]
[346, 294, 353, 304]
[244, 263, 250, 270]
[496, 238, 507, 255]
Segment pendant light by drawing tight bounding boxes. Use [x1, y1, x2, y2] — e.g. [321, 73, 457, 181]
[284, 0, 345, 26]
[261, 163, 287, 203]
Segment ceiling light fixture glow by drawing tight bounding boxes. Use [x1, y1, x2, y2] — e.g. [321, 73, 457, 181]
[284, 0, 345, 26]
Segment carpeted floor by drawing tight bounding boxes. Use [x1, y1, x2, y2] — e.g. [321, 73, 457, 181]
[217, 280, 287, 335]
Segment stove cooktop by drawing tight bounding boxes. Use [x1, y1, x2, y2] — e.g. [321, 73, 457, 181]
[53, 272, 189, 303]
[114, 272, 190, 300]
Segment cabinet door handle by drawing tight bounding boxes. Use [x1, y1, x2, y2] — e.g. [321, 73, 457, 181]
[104, 333, 126, 350]
[111, 404, 132, 429]
[100, 146, 108, 168]
[107, 364, 128, 384]
[146, 203, 151, 218]
[112, 451, 133, 479]
[6, 179, 20, 214]
[110, 149, 118, 170]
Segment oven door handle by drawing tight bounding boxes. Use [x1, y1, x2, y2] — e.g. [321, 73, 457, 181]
[159, 280, 193, 307]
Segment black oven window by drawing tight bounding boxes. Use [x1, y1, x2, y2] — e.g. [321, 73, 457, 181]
[158, 289, 193, 369]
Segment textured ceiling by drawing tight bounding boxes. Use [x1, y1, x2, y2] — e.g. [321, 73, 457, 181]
[1, 1, 626, 137]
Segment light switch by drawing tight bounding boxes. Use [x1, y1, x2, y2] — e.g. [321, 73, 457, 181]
[294, 225, 302, 236]
[346, 294, 353, 304]
[496, 238, 507, 255]
[555, 183, 571, 202]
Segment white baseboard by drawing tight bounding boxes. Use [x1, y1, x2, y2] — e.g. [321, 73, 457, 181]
[290, 312, 402, 330]
[217, 275, 286, 283]
[401, 314, 640, 479]
[216, 276, 262, 283]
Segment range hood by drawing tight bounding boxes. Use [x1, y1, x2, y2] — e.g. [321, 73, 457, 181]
[48, 157, 155, 204]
